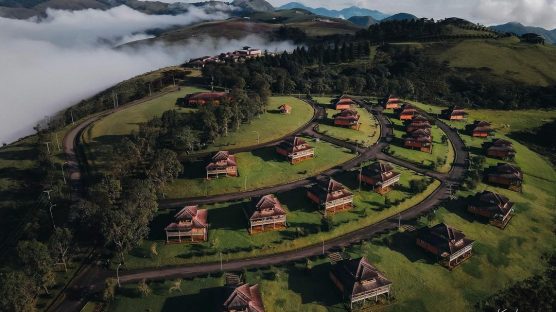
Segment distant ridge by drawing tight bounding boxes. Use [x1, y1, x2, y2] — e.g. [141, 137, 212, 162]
[382, 13, 418, 22]
[278, 2, 389, 20]
[492, 22, 556, 44]
[348, 15, 377, 28]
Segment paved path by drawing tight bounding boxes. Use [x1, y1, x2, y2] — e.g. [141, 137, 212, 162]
[53, 96, 468, 312]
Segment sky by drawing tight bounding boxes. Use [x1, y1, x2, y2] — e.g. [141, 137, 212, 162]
[156, 0, 556, 29]
[0, 5, 295, 144]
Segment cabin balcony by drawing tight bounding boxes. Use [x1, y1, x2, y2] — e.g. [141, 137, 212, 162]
[443, 244, 473, 269]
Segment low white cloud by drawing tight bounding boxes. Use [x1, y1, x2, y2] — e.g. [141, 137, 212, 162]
[0, 5, 295, 144]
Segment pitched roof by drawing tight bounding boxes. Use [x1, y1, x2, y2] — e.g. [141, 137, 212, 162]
[334, 109, 360, 122]
[361, 162, 400, 183]
[165, 205, 208, 231]
[247, 194, 287, 220]
[279, 104, 292, 110]
[490, 163, 523, 181]
[471, 191, 514, 217]
[330, 257, 392, 298]
[309, 178, 353, 203]
[278, 136, 313, 153]
[418, 223, 474, 258]
[223, 284, 265, 312]
[207, 151, 237, 170]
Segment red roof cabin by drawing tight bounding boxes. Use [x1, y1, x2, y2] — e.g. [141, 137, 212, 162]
[485, 163, 523, 192]
[468, 191, 514, 229]
[333, 96, 355, 110]
[184, 92, 229, 107]
[395, 104, 417, 120]
[206, 151, 238, 179]
[483, 139, 516, 160]
[381, 95, 401, 110]
[441, 106, 468, 121]
[358, 162, 401, 195]
[164, 205, 208, 243]
[405, 114, 431, 133]
[222, 283, 265, 312]
[416, 223, 474, 269]
[469, 120, 494, 138]
[245, 194, 287, 234]
[329, 257, 392, 310]
[404, 129, 433, 153]
[333, 109, 361, 130]
[307, 178, 354, 216]
[278, 104, 292, 114]
[276, 136, 315, 164]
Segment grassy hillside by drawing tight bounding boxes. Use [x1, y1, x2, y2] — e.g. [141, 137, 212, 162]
[427, 37, 556, 86]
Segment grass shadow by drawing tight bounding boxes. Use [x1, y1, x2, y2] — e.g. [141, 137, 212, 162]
[387, 231, 437, 265]
[285, 263, 343, 307]
[161, 287, 222, 312]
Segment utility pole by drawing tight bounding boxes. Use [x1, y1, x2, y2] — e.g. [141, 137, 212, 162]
[211, 76, 214, 91]
[358, 165, 363, 192]
[54, 133, 60, 151]
[116, 263, 122, 287]
[44, 142, 52, 154]
[61, 162, 67, 184]
[148, 82, 152, 96]
[252, 131, 260, 144]
[398, 213, 401, 229]
[220, 252, 223, 271]
[322, 239, 325, 255]
[70, 111, 75, 125]
[172, 74, 176, 86]
[48, 203, 56, 229]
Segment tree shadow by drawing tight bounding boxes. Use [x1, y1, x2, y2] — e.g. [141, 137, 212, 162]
[285, 263, 343, 307]
[387, 231, 437, 265]
[209, 202, 248, 231]
[250, 147, 283, 163]
[148, 210, 174, 241]
[0, 148, 36, 161]
[276, 188, 313, 213]
[445, 197, 488, 225]
[161, 287, 222, 312]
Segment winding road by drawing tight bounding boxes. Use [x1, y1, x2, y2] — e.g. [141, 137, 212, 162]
[52, 93, 468, 312]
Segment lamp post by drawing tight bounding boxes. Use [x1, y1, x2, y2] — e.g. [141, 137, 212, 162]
[116, 263, 122, 287]
[252, 131, 260, 144]
[61, 162, 68, 184]
[48, 203, 56, 229]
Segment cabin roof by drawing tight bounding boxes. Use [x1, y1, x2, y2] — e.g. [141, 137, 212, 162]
[165, 206, 208, 230]
[471, 191, 514, 216]
[223, 284, 265, 312]
[330, 257, 392, 298]
[361, 162, 400, 182]
[278, 136, 313, 153]
[418, 223, 474, 257]
[247, 194, 287, 220]
[490, 163, 523, 180]
[206, 151, 237, 170]
[309, 178, 353, 203]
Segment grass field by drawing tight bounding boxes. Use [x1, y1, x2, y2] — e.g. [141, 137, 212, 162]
[110, 104, 556, 311]
[124, 164, 439, 269]
[428, 37, 556, 86]
[164, 136, 353, 198]
[317, 106, 381, 147]
[382, 110, 455, 173]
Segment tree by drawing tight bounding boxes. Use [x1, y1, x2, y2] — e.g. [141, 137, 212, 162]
[137, 279, 152, 297]
[17, 240, 56, 294]
[103, 278, 118, 302]
[147, 149, 183, 194]
[409, 179, 427, 193]
[169, 279, 183, 293]
[0, 271, 37, 312]
[48, 227, 73, 272]
[174, 127, 199, 152]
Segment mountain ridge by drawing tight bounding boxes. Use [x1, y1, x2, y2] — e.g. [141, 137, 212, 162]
[278, 2, 389, 20]
[492, 22, 556, 44]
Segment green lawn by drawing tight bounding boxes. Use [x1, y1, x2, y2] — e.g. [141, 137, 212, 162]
[164, 136, 354, 198]
[383, 110, 455, 173]
[317, 106, 381, 147]
[124, 164, 439, 269]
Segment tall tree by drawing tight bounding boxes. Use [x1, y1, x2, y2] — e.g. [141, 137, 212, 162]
[17, 240, 56, 294]
[0, 271, 37, 312]
[48, 227, 73, 272]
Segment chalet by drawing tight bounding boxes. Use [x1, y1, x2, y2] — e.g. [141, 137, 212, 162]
[222, 283, 265, 312]
[358, 162, 401, 194]
[468, 191, 514, 229]
[469, 120, 494, 138]
[245, 195, 287, 234]
[396, 104, 417, 120]
[278, 104, 292, 114]
[276, 136, 315, 164]
[416, 223, 474, 269]
[441, 106, 467, 121]
[333, 109, 361, 129]
[483, 139, 516, 160]
[485, 163, 523, 192]
[405, 114, 431, 133]
[333, 96, 356, 110]
[206, 151, 238, 179]
[164, 205, 208, 243]
[307, 178, 354, 216]
[404, 129, 432, 153]
[330, 257, 392, 310]
[381, 96, 401, 110]
[184, 92, 229, 106]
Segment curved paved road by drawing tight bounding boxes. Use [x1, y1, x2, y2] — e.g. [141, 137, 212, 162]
[53, 96, 468, 312]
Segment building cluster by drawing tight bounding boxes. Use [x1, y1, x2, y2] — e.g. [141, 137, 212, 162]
[183, 91, 230, 107]
[391, 103, 433, 153]
[186, 46, 265, 68]
[331, 96, 362, 130]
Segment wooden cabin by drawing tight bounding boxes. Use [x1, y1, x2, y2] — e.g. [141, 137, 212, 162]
[469, 120, 493, 138]
[183, 92, 229, 106]
[330, 257, 392, 310]
[206, 151, 238, 179]
[441, 106, 467, 121]
[276, 136, 315, 164]
[222, 283, 265, 312]
[395, 104, 417, 120]
[333, 109, 361, 129]
[404, 129, 432, 153]
[468, 191, 514, 229]
[164, 205, 208, 243]
[405, 114, 431, 133]
[307, 178, 353, 216]
[358, 162, 401, 194]
[416, 223, 474, 269]
[483, 139, 516, 160]
[381, 96, 401, 110]
[278, 104, 292, 114]
[485, 163, 523, 192]
[333, 96, 355, 110]
[245, 194, 287, 234]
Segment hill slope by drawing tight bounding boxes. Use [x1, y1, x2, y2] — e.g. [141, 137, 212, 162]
[382, 12, 418, 22]
[492, 22, 556, 44]
[348, 15, 377, 27]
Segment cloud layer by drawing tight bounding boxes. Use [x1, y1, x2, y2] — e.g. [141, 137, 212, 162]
[0, 5, 294, 144]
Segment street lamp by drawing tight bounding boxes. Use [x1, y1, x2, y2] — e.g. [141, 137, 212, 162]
[48, 203, 56, 229]
[252, 131, 260, 144]
[116, 263, 122, 287]
[61, 162, 69, 184]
